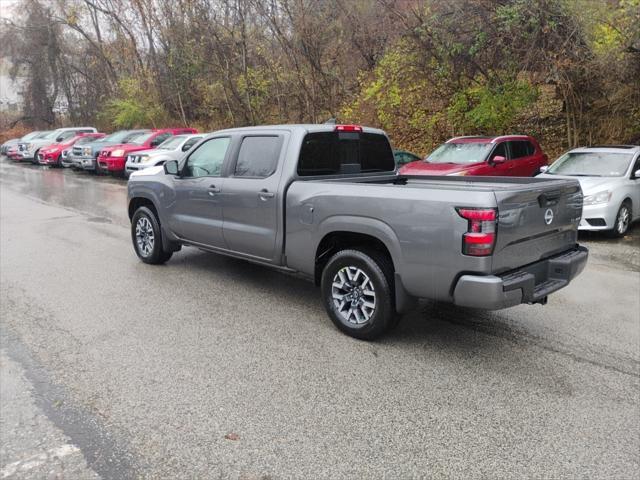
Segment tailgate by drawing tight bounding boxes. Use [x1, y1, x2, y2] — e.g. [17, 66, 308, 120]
[492, 179, 582, 273]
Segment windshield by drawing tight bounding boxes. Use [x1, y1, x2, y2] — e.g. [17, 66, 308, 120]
[102, 131, 133, 143]
[41, 131, 60, 140]
[158, 135, 186, 149]
[129, 132, 154, 145]
[547, 152, 633, 177]
[75, 136, 98, 145]
[427, 143, 492, 164]
[22, 131, 43, 141]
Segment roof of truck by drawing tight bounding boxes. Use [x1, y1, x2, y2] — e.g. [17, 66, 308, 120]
[214, 124, 387, 136]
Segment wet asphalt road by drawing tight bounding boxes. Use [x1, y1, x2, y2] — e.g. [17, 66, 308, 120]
[1, 159, 639, 479]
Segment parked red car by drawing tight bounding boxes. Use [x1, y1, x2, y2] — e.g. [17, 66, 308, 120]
[399, 135, 548, 177]
[97, 128, 198, 174]
[38, 133, 106, 166]
[7, 144, 22, 161]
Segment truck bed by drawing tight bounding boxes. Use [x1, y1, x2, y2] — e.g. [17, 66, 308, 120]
[285, 174, 582, 302]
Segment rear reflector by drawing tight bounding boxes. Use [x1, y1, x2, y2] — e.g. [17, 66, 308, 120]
[335, 124, 363, 132]
[456, 207, 497, 256]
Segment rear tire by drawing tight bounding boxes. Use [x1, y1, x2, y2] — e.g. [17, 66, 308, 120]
[608, 202, 631, 237]
[131, 206, 173, 264]
[320, 248, 396, 340]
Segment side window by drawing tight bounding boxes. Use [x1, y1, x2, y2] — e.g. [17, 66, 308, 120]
[510, 141, 534, 159]
[184, 137, 230, 177]
[151, 133, 172, 147]
[490, 142, 507, 161]
[56, 131, 75, 142]
[182, 138, 201, 152]
[234, 136, 282, 178]
[632, 156, 640, 178]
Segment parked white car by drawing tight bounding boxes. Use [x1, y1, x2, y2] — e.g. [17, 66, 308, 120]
[124, 133, 203, 177]
[538, 145, 640, 236]
[18, 127, 97, 163]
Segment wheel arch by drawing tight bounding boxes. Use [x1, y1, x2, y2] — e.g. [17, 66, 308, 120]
[128, 196, 159, 221]
[312, 220, 416, 314]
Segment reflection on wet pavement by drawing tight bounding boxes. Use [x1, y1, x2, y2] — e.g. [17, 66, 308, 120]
[1, 159, 129, 227]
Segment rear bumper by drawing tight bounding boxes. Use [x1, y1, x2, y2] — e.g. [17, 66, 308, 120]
[453, 246, 588, 309]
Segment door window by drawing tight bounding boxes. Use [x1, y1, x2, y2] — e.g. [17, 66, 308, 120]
[234, 136, 282, 178]
[182, 137, 202, 152]
[183, 137, 230, 177]
[56, 131, 76, 142]
[631, 156, 640, 179]
[150, 133, 172, 147]
[490, 142, 508, 161]
[509, 140, 535, 159]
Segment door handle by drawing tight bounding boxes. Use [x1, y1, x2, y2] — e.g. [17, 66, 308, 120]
[208, 184, 221, 196]
[258, 189, 275, 200]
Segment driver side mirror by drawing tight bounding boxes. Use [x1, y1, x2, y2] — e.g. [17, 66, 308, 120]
[491, 155, 506, 165]
[164, 160, 179, 175]
[539, 165, 549, 173]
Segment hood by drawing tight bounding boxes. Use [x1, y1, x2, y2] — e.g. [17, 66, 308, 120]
[399, 160, 478, 176]
[537, 173, 622, 195]
[101, 143, 145, 154]
[129, 165, 164, 178]
[130, 148, 161, 157]
[41, 143, 63, 153]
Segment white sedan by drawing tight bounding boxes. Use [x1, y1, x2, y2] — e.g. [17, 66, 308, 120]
[538, 145, 640, 236]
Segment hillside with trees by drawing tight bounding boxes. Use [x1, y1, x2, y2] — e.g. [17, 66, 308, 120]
[1, 0, 638, 157]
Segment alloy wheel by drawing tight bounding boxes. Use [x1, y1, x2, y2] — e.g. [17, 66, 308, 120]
[135, 216, 155, 257]
[617, 205, 630, 235]
[331, 266, 376, 325]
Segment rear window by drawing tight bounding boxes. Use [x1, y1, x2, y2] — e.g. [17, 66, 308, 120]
[297, 131, 395, 176]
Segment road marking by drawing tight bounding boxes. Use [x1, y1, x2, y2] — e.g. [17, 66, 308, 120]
[0, 444, 80, 478]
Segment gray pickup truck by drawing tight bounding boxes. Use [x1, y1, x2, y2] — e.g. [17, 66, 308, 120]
[127, 124, 588, 339]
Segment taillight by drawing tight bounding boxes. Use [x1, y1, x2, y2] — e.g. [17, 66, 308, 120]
[335, 124, 363, 132]
[456, 207, 497, 256]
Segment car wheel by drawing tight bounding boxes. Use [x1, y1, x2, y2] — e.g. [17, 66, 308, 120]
[32, 150, 40, 165]
[131, 206, 173, 264]
[320, 248, 396, 340]
[609, 202, 631, 237]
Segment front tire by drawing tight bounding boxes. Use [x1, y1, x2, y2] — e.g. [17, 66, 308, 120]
[609, 202, 631, 237]
[320, 248, 396, 340]
[131, 206, 173, 264]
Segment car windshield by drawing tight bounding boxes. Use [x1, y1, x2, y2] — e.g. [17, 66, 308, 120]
[129, 132, 155, 145]
[102, 131, 133, 143]
[158, 136, 186, 149]
[22, 131, 43, 141]
[426, 143, 493, 164]
[75, 136, 97, 145]
[40, 131, 61, 140]
[547, 152, 633, 177]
